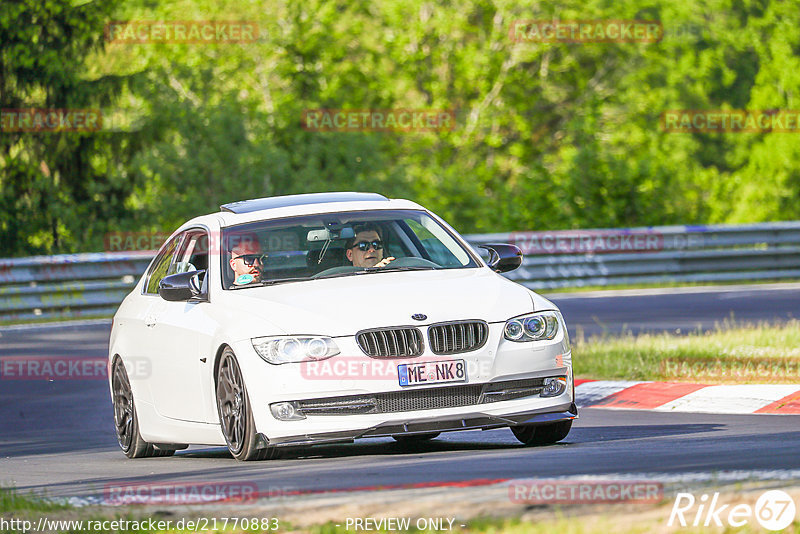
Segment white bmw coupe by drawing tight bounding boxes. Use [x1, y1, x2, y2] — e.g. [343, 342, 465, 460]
[109, 192, 576, 460]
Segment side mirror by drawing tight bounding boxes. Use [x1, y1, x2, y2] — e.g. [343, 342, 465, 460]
[158, 270, 206, 302]
[478, 244, 523, 273]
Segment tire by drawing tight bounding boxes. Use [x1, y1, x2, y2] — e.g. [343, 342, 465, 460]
[392, 432, 440, 443]
[511, 420, 572, 446]
[215, 347, 278, 461]
[111, 357, 176, 458]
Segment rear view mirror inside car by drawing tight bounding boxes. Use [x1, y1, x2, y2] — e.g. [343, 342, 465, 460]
[307, 229, 330, 242]
[307, 227, 355, 242]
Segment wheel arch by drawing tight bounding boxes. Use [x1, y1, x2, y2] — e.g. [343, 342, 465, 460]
[213, 343, 232, 388]
[109, 353, 123, 387]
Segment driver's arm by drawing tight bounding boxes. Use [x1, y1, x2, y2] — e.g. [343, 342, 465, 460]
[373, 256, 396, 268]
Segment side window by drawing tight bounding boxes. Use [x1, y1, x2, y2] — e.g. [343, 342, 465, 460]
[189, 233, 209, 271]
[174, 230, 208, 274]
[174, 230, 209, 295]
[144, 234, 182, 294]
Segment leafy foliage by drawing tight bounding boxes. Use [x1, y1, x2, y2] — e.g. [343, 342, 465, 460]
[2, 0, 800, 256]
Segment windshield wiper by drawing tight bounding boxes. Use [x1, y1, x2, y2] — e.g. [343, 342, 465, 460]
[313, 271, 361, 280]
[260, 276, 311, 286]
[313, 265, 437, 281]
[362, 266, 436, 273]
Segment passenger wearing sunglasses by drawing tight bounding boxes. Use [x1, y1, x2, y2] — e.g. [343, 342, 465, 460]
[229, 238, 266, 285]
[345, 224, 395, 268]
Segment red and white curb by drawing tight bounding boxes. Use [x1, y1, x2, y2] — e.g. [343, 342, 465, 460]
[575, 380, 800, 414]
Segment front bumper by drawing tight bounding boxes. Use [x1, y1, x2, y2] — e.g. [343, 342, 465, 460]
[259, 401, 578, 447]
[232, 320, 574, 442]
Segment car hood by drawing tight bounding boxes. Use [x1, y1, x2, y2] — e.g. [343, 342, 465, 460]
[221, 268, 556, 339]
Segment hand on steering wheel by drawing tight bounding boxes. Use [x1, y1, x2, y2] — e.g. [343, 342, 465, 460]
[373, 256, 396, 268]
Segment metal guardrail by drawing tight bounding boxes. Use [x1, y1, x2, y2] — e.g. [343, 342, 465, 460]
[469, 221, 800, 290]
[1, 222, 799, 322]
[0, 251, 155, 322]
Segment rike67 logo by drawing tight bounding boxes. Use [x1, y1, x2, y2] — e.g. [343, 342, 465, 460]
[669, 490, 797, 530]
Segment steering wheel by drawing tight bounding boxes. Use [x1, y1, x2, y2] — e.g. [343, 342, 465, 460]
[312, 257, 440, 278]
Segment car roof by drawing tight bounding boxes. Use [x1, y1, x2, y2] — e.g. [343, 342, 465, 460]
[179, 193, 427, 230]
[220, 192, 389, 214]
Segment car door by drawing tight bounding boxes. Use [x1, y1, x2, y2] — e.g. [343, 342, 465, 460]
[123, 233, 183, 406]
[141, 229, 215, 422]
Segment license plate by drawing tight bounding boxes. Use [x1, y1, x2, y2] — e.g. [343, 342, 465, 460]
[398, 359, 467, 387]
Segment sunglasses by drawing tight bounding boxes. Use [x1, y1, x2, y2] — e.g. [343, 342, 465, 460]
[352, 240, 384, 251]
[234, 253, 267, 266]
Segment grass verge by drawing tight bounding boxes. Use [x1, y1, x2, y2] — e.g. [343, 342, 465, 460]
[573, 319, 800, 382]
[542, 278, 800, 294]
[0, 487, 70, 513]
[2, 487, 799, 533]
[310, 517, 800, 534]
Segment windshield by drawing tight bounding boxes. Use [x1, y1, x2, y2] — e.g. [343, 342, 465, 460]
[221, 209, 479, 289]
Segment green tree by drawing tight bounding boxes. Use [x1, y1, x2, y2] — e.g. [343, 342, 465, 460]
[0, 0, 142, 255]
[3, 0, 800, 256]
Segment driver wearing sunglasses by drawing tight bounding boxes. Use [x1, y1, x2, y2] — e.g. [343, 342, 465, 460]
[345, 224, 395, 268]
[229, 237, 266, 285]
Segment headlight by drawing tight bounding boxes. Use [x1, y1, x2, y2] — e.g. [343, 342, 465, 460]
[504, 311, 560, 342]
[252, 336, 340, 365]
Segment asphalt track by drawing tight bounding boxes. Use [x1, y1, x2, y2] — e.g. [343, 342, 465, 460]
[0, 284, 798, 501]
[552, 283, 799, 337]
